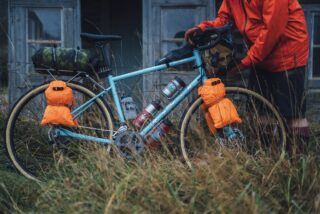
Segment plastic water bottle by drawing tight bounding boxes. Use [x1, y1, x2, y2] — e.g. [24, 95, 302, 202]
[120, 96, 137, 120]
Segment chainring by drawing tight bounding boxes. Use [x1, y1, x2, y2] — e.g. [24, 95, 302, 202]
[114, 130, 144, 159]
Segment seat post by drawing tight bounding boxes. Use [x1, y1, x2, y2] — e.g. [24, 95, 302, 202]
[95, 42, 111, 71]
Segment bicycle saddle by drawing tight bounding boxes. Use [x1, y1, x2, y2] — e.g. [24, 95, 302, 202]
[80, 33, 122, 43]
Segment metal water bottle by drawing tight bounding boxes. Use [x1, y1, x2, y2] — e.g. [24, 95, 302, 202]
[162, 76, 186, 99]
[146, 119, 172, 147]
[133, 100, 161, 129]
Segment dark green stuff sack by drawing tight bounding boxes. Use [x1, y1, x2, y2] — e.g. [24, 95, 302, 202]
[32, 47, 99, 73]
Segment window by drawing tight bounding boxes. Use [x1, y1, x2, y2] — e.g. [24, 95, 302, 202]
[27, 8, 62, 71]
[303, 5, 320, 88]
[312, 13, 320, 78]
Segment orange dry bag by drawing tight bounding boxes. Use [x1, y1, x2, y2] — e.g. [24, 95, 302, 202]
[45, 80, 74, 106]
[207, 98, 241, 129]
[41, 106, 78, 127]
[198, 78, 225, 107]
[198, 78, 241, 129]
[201, 104, 216, 134]
[41, 80, 78, 127]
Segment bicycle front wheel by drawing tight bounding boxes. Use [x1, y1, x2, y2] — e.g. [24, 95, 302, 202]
[5, 82, 114, 181]
[180, 87, 286, 169]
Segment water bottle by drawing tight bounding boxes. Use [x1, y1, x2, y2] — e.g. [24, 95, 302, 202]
[162, 76, 186, 99]
[120, 96, 137, 120]
[133, 100, 161, 129]
[145, 119, 173, 147]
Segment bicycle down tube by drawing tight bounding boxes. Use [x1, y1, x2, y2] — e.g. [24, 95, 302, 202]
[57, 49, 205, 143]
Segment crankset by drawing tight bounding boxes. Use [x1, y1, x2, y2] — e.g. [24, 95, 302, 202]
[114, 130, 144, 159]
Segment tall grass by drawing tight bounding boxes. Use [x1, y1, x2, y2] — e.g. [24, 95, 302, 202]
[1, 115, 320, 213]
[25, 144, 320, 213]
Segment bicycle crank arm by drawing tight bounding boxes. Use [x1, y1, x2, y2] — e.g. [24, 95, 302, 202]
[56, 128, 114, 145]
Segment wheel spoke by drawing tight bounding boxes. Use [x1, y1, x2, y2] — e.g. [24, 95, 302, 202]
[180, 87, 286, 168]
[5, 82, 113, 181]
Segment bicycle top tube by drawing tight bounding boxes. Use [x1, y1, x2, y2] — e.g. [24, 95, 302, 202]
[112, 50, 203, 82]
[108, 49, 205, 124]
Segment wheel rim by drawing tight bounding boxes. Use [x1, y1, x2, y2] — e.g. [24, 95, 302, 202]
[5, 82, 113, 181]
[180, 87, 286, 169]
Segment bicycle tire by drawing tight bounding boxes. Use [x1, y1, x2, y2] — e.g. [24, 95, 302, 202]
[4, 82, 114, 181]
[180, 87, 287, 169]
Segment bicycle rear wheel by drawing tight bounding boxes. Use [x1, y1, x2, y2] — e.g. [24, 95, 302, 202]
[5, 82, 113, 181]
[180, 87, 286, 169]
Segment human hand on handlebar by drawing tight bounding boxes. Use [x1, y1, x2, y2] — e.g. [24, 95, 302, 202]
[184, 27, 204, 46]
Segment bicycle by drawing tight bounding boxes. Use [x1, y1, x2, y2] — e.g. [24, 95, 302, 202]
[4, 24, 286, 182]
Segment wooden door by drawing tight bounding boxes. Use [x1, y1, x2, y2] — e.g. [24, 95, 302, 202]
[142, 0, 215, 103]
[8, 0, 80, 104]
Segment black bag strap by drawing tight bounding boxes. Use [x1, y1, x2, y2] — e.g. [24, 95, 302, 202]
[73, 47, 80, 71]
[51, 45, 57, 69]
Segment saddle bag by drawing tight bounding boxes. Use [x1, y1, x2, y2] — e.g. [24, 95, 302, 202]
[198, 78, 241, 129]
[32, 47, 99, 73]
[41, 80, 78, 127]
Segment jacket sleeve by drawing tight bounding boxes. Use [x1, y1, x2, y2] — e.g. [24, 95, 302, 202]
[198, 0, 232, 30]
[241, 0, 289, 67]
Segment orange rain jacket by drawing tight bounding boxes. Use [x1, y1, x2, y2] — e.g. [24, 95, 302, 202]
[198, 0, 309, 72]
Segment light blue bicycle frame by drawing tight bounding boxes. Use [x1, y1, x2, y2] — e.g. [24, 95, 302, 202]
[57, 49, 207, 145]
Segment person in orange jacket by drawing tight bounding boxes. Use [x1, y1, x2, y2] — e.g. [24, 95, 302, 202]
[185, 0, 310, 147]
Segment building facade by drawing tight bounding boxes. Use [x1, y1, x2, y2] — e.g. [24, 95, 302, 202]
[7, 0, 320, 104]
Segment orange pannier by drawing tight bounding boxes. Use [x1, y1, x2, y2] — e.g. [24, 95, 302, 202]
[41, 80, 78, 127]
[45, 80, 74, 106]
[201, 104, 216, 134]
[198, 78, 241, 129]
[198, 78, 226, 107]
[41, 106, 78, 127]
[207, 98, 242, 129]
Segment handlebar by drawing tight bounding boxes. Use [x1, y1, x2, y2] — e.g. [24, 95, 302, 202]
[192, 23, 233, 51]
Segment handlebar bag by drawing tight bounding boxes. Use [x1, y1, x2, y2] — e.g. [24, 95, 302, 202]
[198, 78, 241, 129]
[32, 47, 99, 72]
[202, 44, 233, 77]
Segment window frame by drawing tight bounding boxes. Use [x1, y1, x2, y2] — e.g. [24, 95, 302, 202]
[303, 4, 320, 89]
[26, 7, 64, 73]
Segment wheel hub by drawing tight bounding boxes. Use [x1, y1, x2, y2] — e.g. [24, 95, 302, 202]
[48, 126, 70, 145]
